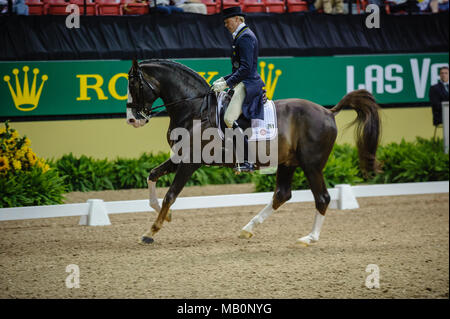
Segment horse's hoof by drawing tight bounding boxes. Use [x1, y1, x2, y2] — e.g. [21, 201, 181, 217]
[296, 239, 309, 247]
[165, 212, 172, 222]
[296, 236, 317, 247]
[140, 236, 154, 245]
[239, 229, 254, 239]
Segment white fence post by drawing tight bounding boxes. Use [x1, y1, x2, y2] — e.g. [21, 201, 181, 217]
[442, 101, 449, 154]
[79, 199, 111, 226]
[337, 184, 359, 210]
[328, 184, 359, 210]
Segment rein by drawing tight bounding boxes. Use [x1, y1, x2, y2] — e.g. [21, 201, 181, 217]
[128, 68, 210, 120]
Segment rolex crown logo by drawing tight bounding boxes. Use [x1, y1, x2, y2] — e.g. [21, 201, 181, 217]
[259, 61, 282, 100]
[3, 66, 48, 111]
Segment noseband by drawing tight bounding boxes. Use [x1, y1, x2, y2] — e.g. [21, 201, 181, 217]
[127, 69, 163, 120]
[127, 68, 210, 120]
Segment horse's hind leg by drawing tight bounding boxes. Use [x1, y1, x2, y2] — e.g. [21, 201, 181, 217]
[147, 159, 178, 222]
[296, 167, 330, 246]
[239, 164, 296, 239]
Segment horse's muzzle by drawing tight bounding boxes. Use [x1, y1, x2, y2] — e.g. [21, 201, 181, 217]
[126, 118, 148, 128]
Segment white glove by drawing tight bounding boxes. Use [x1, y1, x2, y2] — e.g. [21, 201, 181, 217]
[212, 79, 227, 92]
[212, 77, 225, 86]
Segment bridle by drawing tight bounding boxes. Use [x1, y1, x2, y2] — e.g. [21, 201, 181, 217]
[127, 68, 163, 120]
[127, 68, 210, 121]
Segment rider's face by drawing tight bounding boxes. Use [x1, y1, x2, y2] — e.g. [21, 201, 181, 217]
[224, 16, 241, 34]
[439, 68, 449, 83]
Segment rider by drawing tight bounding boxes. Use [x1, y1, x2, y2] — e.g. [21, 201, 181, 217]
[212, 6, 265, 173]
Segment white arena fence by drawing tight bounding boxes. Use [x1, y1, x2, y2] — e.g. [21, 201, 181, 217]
[0, 182, 448, 226]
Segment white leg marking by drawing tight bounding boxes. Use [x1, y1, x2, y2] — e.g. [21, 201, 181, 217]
[240, 200, 275, 238]
[148, 179, 161, 213]
[297, 211, 326, 246]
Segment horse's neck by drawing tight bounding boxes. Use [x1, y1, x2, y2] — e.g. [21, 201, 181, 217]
[167, 105, 199, 130]
[159, 81, 205, 129]
[163, 90, 203, 129]
[144, 63, 208, 129]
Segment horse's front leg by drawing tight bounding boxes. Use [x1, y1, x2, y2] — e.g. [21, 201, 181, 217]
[147, 159, 178, 221]
[141, 163, 200, 245]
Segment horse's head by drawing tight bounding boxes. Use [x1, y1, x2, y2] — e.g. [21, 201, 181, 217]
[126, 59, 160, 128]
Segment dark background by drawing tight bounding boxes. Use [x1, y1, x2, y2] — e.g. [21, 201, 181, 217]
[0, 12, 448, 61]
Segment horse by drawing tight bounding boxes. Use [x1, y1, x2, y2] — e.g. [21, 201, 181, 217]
[126, 58, 381, 246]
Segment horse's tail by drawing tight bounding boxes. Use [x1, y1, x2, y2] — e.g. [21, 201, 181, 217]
[330, 89, 382, 175]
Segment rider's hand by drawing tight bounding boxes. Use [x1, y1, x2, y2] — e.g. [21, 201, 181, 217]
[212, 79, 227, 92]
[212, 77, 225, 86]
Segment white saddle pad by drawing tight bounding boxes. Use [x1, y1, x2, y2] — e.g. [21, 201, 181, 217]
[216, 92, 278, 142]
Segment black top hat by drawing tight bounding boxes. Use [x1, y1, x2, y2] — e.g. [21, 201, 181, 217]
[223, 6, 245, 20]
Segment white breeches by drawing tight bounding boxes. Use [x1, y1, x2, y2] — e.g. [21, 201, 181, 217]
[224, 82, 246, 128]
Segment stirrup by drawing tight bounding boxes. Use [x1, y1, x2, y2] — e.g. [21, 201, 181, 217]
[234, 161, 255, 173]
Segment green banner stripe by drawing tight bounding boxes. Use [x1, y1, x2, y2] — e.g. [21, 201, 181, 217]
[0, 54, 448, 118]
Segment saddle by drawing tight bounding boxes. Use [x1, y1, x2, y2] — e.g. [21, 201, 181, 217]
[200, 89, 269, 137]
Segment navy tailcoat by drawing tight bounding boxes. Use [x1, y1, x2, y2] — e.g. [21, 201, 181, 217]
[224, 26, 265, 121]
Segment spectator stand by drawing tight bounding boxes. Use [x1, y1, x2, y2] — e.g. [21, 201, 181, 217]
[96, 0, 121, 15]
[121, 0, 149, 15]
[72, 0, 97, 15]
[26, 0, 46, 14]
[13, 0, 447, 14]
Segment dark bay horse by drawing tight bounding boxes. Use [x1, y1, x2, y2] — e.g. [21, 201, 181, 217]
[126, 59, 381, 246]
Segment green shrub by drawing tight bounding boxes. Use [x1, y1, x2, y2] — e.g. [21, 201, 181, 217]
[370, 137, 449, 184]
[51, 152, 252, 192]
[323, 144, 363, 188]
[11, 137, 445, 199]
[52, 153, 115, 192]
[252, 144, 363, 192]
[113, 157, 154, 189]
[252, 138, 449, 192]
[187, 165, 252, 186]
[0, 167, 66, 208]
[110, 153, 252, 189]
[0, 121, 66, 207]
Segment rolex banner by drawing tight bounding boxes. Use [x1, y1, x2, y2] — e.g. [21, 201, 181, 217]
[1, 53, 448, 118]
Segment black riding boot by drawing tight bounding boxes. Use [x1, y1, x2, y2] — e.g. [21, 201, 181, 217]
[232, 121, 255, 173]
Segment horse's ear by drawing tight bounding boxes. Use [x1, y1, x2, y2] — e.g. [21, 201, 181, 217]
[132, 58, 139, 70]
